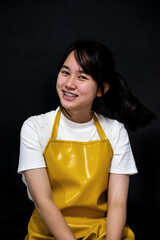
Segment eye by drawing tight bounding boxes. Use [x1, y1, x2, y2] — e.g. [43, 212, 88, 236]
[78, 75, 88, 80]
[61, 70, 70, 76]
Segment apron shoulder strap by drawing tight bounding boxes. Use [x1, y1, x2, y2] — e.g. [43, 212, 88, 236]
[93, 114, 107, 140]
[50, 108, 108, 141]
[50, 108, 61, 140]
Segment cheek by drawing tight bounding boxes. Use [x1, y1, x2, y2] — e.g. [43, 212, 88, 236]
[56, 77, 62, 96]
[79, 82, 98, 96]
[56, 75, 64, 89]
[78, 84, 88, 94]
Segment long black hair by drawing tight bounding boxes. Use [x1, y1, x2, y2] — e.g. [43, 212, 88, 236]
[58, 40, 156, 130]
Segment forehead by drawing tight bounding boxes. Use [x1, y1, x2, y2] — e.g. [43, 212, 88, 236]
[63, 51, 83, 70]
[63, 51, 77, 63]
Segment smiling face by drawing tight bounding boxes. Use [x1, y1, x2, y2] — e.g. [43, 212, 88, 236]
[56, 51, 102, 122]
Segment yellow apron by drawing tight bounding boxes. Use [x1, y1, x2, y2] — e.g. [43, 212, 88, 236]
[25, 108, 135, 240]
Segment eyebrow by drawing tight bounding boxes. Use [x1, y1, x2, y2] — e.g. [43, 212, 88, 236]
[62, 65, 86, 74]
[62, 65, 70, 69]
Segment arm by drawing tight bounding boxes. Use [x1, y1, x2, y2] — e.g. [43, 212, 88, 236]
[24, 168, 76, 240]
[106, 173, 129, 240]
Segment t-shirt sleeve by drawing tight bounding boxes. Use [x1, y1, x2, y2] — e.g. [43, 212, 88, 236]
[109, 121, 138, 175]
[17, 117, 46, 174]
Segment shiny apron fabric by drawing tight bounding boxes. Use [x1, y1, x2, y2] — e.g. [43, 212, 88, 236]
[25, 109, 135, 240]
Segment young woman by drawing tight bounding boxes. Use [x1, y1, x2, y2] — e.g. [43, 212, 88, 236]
[18, 40, 156, 240]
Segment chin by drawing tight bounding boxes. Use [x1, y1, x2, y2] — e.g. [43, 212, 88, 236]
[60, 101, 75, 111]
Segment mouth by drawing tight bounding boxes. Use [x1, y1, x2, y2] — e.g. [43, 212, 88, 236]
[62, 90, 79, 98]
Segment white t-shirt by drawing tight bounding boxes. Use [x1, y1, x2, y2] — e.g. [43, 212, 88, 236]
[18, 107, 138, 198]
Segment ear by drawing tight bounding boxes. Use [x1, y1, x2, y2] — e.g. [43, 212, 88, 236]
[96, 83, 110, 97]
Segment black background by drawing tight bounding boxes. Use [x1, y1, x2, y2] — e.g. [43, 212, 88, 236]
[0, 0, 160, 239]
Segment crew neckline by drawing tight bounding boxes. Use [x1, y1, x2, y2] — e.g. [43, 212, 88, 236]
[61, 111, 95, 129]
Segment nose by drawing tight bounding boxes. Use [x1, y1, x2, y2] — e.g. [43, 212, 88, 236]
[65, 76, 76, 90]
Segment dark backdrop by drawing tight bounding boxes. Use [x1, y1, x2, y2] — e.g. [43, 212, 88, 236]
[0, 0, 160, 239]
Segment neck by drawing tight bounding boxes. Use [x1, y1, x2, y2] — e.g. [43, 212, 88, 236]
[61, 107, 93, 123]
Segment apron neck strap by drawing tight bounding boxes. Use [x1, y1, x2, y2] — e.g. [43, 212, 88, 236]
[51, 108, 107, 141]
[93, 114, 107, 140]
[51, 108, 61, 140]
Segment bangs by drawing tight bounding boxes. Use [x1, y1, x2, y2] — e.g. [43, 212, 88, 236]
[74, 49, 92, 76]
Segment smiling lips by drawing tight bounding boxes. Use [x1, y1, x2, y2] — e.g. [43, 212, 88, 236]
[62, 90, 79, 98]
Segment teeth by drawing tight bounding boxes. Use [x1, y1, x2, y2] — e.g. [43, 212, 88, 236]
[64, 91, 77, 97]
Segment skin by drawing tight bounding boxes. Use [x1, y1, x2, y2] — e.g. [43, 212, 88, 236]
[56, 51, 109, 123]
[24, 51, 129, 240]
[107, 174, 129, 240]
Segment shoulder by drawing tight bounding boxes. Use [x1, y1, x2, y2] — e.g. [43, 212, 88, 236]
[95, 112, 126, 142]
[95, 112, 131, 153]
[21, 107, 59, 134]
[95, 113, 138, 175]
[20, 107, 60, 149]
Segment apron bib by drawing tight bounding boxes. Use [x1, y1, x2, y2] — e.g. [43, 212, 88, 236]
[25, 108, 135, 240]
